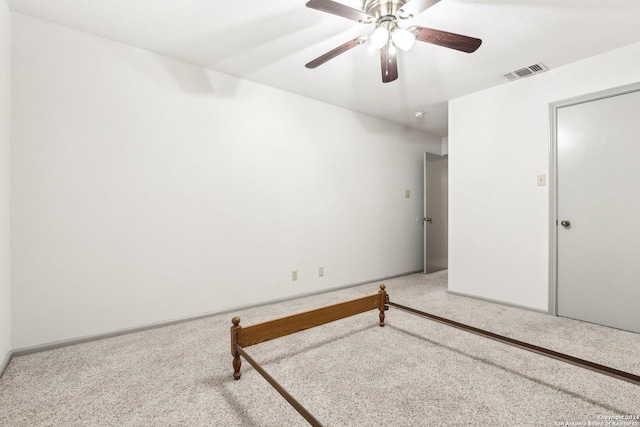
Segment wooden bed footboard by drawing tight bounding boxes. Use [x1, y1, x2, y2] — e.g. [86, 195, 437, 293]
[231, 284, 388, 380]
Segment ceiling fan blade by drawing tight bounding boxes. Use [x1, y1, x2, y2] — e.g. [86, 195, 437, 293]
[306, 0, 375, 23]
[409, 26, 482, 53]
[380, 44, 398, 83]
[305, 36, 368, 69]
[397, 0, 441, 18]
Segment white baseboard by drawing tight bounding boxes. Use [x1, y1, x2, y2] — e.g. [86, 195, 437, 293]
[1, 349, 12, 378]
[3, 270, 421, 375]
[446, 289, 549, 314]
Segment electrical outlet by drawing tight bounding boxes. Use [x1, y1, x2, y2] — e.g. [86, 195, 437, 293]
[405, 189, 411, 198]
[318, 267, 324, 277]
[292, 271, 298, 281]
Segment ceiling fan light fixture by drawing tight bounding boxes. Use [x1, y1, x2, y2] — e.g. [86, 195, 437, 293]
[391, 28, 415, 51]
[370, 26, 390, 49]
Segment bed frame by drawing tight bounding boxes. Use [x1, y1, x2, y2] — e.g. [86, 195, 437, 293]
[230, 284, 640, 427]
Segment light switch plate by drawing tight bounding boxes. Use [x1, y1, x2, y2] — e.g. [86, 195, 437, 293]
[537, 174, 546, 186]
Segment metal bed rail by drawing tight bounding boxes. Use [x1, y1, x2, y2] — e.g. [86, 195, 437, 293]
[388, 301, 640, 386]
[235, 345, 323, 427]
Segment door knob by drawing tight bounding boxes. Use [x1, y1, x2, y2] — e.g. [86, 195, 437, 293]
[560, 220, 571, 228]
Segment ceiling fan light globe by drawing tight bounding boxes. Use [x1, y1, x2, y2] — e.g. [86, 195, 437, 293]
[370, 27, 390, 49]
[391, 28, 415, 51]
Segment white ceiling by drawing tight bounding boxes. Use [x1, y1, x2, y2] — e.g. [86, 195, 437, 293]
[8, 0, 640, 136]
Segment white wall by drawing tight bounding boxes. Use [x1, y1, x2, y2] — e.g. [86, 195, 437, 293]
[449, 41, 640, 311]
[10, 14, 440, 348]
[441, 137, 448, 156]
[0, 2, 11, 362]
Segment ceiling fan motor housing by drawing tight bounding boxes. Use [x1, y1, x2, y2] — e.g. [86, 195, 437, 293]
[363, 0, 408, 19]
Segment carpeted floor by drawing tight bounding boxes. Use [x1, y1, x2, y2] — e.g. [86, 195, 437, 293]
[1, 271, 639, 426]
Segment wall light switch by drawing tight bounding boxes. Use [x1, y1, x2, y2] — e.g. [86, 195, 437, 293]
[318, 267, 324, 277]
[292, 271, 298, 281]
[537, 175, 546, 186]
[405, 190, 411, 198]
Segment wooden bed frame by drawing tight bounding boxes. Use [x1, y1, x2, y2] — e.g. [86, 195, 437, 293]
[230, 284, 640, 427]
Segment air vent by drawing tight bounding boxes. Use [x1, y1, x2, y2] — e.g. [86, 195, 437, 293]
[503, 63, 549, 82]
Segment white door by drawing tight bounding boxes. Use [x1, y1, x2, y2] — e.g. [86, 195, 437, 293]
[557, 89, 640, 334]
[423, 153, 448, 274]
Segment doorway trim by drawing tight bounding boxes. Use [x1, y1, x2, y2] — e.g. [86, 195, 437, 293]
[548, 81, 640, 315]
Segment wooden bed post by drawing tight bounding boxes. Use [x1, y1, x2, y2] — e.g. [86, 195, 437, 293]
[378, 284, 388, 327]
[231, 317, 242, 380]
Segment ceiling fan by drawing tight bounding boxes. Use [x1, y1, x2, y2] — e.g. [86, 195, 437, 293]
[305, 0, 482, 83]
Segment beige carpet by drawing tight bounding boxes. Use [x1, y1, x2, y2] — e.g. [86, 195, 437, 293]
[1, 271, 639, 426]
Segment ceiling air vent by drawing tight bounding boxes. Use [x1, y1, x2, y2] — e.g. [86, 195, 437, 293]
[503, 63, 549, 82]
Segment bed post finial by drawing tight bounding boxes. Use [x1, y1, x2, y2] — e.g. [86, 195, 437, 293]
[231, 317, 242, 380]
[378, 284, 388, 327]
